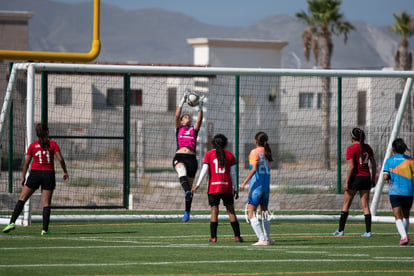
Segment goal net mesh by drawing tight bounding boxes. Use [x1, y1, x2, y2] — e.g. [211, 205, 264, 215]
[0, 63, 411, 219]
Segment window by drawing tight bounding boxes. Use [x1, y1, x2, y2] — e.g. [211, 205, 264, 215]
[299, 93, 313, 108]
[107, 88, 123, 107]
[167, 87, 177, 111]
[357, 91, 367, 126]
[395, 93, 402, 109]
[395, 93, 414, 109]
[130, 89, 142, 106]
[55, 87, 72, 105]
[317, 92, 333, 109]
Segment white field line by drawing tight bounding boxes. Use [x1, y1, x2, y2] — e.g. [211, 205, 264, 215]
[0, 258, 414, 269]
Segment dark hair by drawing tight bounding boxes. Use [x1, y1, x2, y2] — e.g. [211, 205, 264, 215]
[36, 123, 50, 151]
[392, 138, 409, 154]
[180, 113, 191, 121]
[212, 134, 228, 167]
[255, 131, 273, 162]
[351, 127, 366, 161]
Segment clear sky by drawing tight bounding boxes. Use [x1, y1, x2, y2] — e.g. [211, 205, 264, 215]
[55, 0, 414, 27]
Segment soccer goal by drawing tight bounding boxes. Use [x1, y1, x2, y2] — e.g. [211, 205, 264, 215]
[1, 62, 413, 225]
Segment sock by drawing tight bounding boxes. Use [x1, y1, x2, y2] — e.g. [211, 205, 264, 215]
[396, 219, 407, 239]
[210, 221, 218, 238]
[10, 200, 25, 223]
[262, 218, 271, 240]
[339, 211, 348, 232]
[250, 217, 265, 241]
[43, 206, 51, 232]
[179, 176, 190, 191]
[403, 218, 409, 234]
[230, 220, 241, 237]
[364, 214, 372, 233]
[184, 191, 193, 212]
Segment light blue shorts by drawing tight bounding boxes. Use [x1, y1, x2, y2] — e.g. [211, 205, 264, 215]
[247, 189, 269, 207]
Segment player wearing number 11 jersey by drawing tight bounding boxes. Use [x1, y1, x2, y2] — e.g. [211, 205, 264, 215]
[2, 123, 68, 235]
[192, 134, 243, 243]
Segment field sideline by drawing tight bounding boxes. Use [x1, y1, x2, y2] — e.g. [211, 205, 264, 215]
[1, 217, 413, 276]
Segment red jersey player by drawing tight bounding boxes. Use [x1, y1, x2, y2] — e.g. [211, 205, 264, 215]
[192, 134, 243, 243]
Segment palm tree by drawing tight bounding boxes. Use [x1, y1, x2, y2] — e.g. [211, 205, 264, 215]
[296, 0, 355, 170]
[391, 12, 414, 141]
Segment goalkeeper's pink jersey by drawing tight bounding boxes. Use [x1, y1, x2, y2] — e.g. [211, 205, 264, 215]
[203, 149, 236, 194]
[346, 143, 374, 177]
[176, 125, 198, 151]
[27, 140, 60, 171]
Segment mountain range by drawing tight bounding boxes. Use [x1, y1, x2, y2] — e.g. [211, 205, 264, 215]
[0, 0, 413, 69]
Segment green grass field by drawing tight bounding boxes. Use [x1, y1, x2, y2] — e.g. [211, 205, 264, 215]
[1, 216, 413, 276]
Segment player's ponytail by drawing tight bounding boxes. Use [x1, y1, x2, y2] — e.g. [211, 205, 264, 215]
[36, 123, 50, 151]
[392, 138, 409, 154]
[212, 134, 228, 167]
[255, 132, 273, 162]
[351, 128, 366, 161]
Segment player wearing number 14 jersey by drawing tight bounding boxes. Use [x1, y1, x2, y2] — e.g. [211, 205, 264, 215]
[2, 123, 68, 235]
[192, 134, 243, 243]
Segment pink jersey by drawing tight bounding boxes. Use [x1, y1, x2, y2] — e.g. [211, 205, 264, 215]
[176, 125, 198, 151]
[27, 140, 60, 171]
[203, 149, 237, 194]
[346, 143, 374, 177]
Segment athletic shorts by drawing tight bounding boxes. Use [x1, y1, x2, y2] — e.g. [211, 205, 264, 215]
[247, 189, 269, 207]
[348, 176, 372, 191]
[172, 153, 198, 178]
[25, 170, 56, 191]
[208, 193, 234, 207]
[389, 195, 414, 209]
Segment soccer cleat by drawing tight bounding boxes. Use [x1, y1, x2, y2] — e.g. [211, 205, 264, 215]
[332, 230, 344, 236]
[267, 239, 276, 245]
[399, 236, 409, 246]
[252, 240, 269, 246]
[361, 232, 372, 238]
[182, 211, 190, 222]
[234, 236, 244, 243]
[2, 223, 16, 233]
[208, 238, 217, 243]
[41, 230, 51, 236]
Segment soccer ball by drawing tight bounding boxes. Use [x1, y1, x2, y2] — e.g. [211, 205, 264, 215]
[187, 93, 200, 107]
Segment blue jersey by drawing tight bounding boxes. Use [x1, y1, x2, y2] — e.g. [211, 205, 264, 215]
[383, 153, 414, 196]
[248, 147, 271, 193]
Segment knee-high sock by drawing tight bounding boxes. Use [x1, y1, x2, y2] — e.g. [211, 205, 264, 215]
[10, 200, 25, 223]
[403, 218, 409, 234]
[339, 211, 348, 232]
[179, 176, 190, 192]
[396, 219, 407, 239]
[250, 217, 265, 241]
[184, 190, 192, 212]
[43, 206, 51, 231]
[364, 214, 372, 233]
[262, 218, 271, 240]
[230, 220, 241, 237]
[210, 221, 218, 238]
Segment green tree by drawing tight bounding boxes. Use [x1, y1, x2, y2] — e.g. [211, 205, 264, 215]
[391, 11, 414, 138]
[296, 0, 355, 169]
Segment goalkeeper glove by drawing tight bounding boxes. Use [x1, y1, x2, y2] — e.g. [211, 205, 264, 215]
[198, 95, 205, 112]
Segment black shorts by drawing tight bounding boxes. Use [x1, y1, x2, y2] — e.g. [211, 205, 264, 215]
[25, 170, 56, 191]
[389, 195, 414, 209]
[172, 153, 198, 178]
[348, 176, 372, 190]
[208, 193, 234, 207]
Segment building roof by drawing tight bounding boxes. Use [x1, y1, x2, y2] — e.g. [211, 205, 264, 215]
[0, 11, 34, 21]
[187, 38, 288, 50]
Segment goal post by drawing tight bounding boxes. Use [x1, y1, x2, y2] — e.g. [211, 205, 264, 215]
[1, 62, 414, 225]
